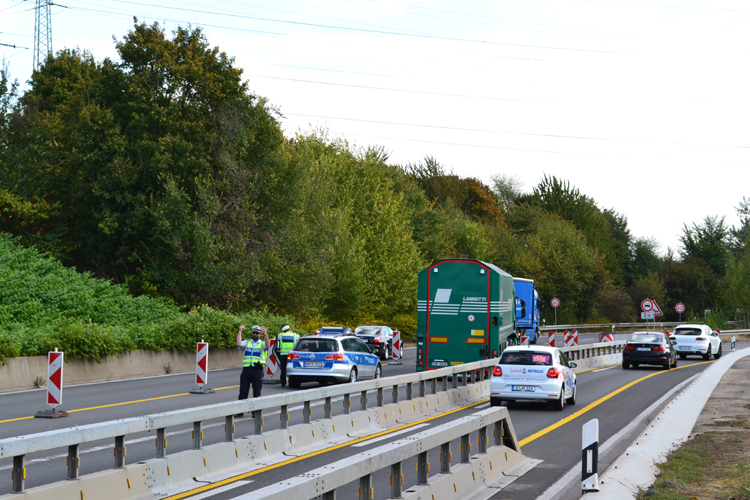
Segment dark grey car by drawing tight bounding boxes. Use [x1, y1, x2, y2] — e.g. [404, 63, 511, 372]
[622, 332, 677, 370]
[353, 325, 394, 360]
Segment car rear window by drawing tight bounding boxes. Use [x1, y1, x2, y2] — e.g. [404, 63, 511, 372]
[674, 328, 702, 336]
[295, 339, 338, 352]
[629, 334, 662, 343]
[498, 351, 552, 365]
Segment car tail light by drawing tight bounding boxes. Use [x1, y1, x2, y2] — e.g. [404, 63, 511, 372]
[696, 337, 706, 341]
[624, 345, 635, 351]
[288, 353, 300, 360]
[652, 345, 666, 352]
[547, 367, 560, 378]
[492, 349, 498, 358]
[373, 338, 381, 343]
[669, 337, 675, 341]
[325, 354, 345, 361]
[493, 366, 503, 377]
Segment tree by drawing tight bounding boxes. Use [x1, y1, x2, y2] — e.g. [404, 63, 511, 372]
[625, 237, 661, 285]
[679, 216, 729, 277]
[729, 197, 750, 253]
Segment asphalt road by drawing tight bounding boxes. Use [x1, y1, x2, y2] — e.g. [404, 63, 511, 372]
[1, 344, 745, 499]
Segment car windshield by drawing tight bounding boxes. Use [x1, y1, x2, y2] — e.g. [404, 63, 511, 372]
[498, 351, 552, 366]
[354, 327, 381, 336]
[674, 328, 702, 336]
[629, 334, 661, 343]
[295, 339, 338, 352]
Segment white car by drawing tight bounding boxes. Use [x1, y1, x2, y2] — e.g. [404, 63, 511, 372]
[489, 345, 577, 411]
[669, 324, 723, 360]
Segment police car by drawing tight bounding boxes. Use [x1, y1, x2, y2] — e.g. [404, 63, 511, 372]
[489, 345, 577, 411]
[286, 333, 381, 388]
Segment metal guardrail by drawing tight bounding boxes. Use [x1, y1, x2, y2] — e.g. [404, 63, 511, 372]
[540, 322, 683, 332]
[0, 343, 624, 494]
[240, 407, 518, 500]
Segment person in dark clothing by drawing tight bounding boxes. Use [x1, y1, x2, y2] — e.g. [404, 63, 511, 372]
[236, 324, 269, 417]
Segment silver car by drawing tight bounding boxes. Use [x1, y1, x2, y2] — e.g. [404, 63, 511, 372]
[286, 334, 382, 388]
[489, 345, 577, 411]
[670, 324, 723, 360]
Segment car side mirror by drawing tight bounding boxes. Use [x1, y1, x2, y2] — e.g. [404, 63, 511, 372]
[671, 340, 677, 345]
[570, 362, 577, 368]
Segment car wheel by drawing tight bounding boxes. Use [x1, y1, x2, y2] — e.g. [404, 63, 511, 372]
[347, 368, 358, 384]
[703, 346, 711, 360]
[715, 344, 722, 359]
[385, 343, 391, 360]
[553, 387, 565, 411]
[566, 384, 577, 405]
[679, 353, 687, 360]
[622, 361, 629, 369]
[374, 364, 382, 379]
[289, 377, 301, 389]
[490, 398, 502, 407]
[671, 356, 678, 368]
[663, 359, 671, 370]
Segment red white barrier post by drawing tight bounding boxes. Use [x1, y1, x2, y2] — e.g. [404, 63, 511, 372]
[599, 333, 614, 342]
[265, 339, 281, 383]
[564, 330, 579, 347]
[548, 332, 555, 347]
[520, 335, 529, 345]
[190, 340, 215, 394]
[35, 348, 68, 418]
[392, 331, 402, 364]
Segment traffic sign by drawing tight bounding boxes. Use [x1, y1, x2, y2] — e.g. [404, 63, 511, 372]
[675, 303, 686, 314]
[641, 298, 663, 316]
[551, 297, 560, 308]
[641, 312, 655, 320]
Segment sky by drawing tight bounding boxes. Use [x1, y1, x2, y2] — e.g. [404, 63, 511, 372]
[1, 0, 748, 255]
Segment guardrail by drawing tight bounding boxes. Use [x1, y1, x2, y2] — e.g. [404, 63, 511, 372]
[0, 343, 624, 495]
[241, 407, 523, 500]
[540, 322, 683, 332]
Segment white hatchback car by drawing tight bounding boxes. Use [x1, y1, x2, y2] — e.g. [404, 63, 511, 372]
[670, 324, 723, 360]
[489, 346, 577, 411]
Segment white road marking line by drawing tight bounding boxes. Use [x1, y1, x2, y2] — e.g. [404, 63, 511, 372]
[186, 480, 251, 499]
[475, 403, 490, 409]
[593, 366, 616, 372]
[352, 423, 430, 447]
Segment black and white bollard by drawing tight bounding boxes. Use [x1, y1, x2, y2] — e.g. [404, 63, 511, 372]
[582, 418, 599, 492]
[732, 336, 736, 352]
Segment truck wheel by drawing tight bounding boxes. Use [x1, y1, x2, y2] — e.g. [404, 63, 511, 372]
[531, 329, 538, 345]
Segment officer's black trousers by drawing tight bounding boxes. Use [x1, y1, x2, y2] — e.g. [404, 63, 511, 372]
[238, 366, 264, 400]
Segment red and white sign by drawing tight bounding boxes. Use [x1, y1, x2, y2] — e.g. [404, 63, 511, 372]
[550, 298, 560, 308]
[195, 342, 208, 386]
[392, 331, 402, 361]
[564, 330, 579, 347]
[641, 299, 664, 316]
[600, 333, 614, 342]
[47, 349, 63, 408]
[467, 315, 475, 322]
[548, 332, 555, 347]
[266, 339, 280, 380]
[520, 335, 529, 345]
[675, 303, 686, 314]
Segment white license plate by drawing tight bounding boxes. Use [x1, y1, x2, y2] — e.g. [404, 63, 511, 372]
[637, 347, 651, 351]
[304, 361, 324, 367]
[679, 346, 690, 350]
[432, 361, 448, 367]
[511, 385, 535, 392]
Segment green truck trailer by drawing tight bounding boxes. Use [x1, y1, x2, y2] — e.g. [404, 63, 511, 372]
[416, 259, 517, 371]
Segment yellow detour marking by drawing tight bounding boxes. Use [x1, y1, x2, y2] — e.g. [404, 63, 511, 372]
[127, 478, 131, 489]
[167, 466, 171, 476]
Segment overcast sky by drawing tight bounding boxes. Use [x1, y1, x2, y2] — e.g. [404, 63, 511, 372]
[2, 0, 748, 255]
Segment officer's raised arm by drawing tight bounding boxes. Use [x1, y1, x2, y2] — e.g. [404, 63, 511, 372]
[236, 325, 245, 347]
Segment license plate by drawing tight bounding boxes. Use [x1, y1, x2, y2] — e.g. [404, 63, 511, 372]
[637, 347, 651, 351]
[679, 346, 690, 350]
[511, 385, 535, 392]
[304, 361, 324, 367]
[432, 361, 448, 367]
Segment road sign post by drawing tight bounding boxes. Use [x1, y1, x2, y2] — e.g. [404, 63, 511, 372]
[35, 348, 68, 419]
[190, 340, 215, 394]
[551, 297, 560, 326]
[582, 419, 599, 492]
[675, 302, 685, 323]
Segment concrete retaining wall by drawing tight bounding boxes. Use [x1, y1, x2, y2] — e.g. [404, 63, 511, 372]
[0, 349, 242, 393]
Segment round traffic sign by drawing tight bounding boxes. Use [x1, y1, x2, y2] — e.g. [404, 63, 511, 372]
[641, 299, 654, 313]
[675, 303, 686, 314]
[468, 314, 475, 322]
[550, 297, 560, 308]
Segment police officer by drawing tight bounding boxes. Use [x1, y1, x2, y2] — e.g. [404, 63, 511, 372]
[274, 325, 300, 387]
[236, 325, 270, 415]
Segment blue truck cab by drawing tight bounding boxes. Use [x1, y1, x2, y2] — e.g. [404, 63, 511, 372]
[513, 278, 541, 344]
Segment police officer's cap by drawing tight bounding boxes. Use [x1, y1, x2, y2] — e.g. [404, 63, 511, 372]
[281, 325, 291, 332]
[251, 325, 263, 334]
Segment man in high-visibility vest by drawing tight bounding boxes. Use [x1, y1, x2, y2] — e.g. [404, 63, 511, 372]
[274, 325, 300, 387]
[236, 324, 269, 416]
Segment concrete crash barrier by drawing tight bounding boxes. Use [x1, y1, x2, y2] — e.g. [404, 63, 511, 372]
[232, 407, 538, 500]
[581, 348, 750, 499]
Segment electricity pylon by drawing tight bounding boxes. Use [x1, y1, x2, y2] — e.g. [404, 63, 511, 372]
[33, 0, 52, 71]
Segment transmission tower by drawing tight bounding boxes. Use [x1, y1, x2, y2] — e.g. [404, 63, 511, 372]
[33, 0, 53, 71]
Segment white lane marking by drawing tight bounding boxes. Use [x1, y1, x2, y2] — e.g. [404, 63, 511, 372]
[352, 423, 430, 447]
[536, 373, 699, 500]
[187, 481, 251, 499]
[592, 366, 616, 372]
[475, 403, 490, 409]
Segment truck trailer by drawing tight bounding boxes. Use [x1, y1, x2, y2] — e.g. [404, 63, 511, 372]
[513, 277, 541, 344]
[416, 259, 517, 371]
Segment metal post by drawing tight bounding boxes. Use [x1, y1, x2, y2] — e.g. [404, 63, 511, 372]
[440, 442, 451, 473]
[360, 474, 372, 500]
[156, 428, 166, 458]
[254, 409, 263, 435]
[343, 394, 351, 415]
[12, 455, 25, 493]
[114, 435, 125, 468]
[461, 434, 470, 462]
[193, 422, 202, 450]
[67, 444, 79, 480]
[280, 405, 288, 429]
[391, 462, 403, 498]
[417, 451, 428, 484]
[377, 388, 384, 407]
[225, 415, 235, 441]
[325, 397, 332, 418]
[360, 390, 368, 411]
[304, 401, 311, 424]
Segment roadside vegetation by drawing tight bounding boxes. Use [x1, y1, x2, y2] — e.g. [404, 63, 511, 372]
[0, 22, 749, 362]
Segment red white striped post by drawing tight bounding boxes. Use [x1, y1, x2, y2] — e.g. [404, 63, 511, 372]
[565, 330, 579, 347]
[548, 332, 555, 347]
[189, 340, 215, 394]
[35, 348, 68, 418]
[392, 331, 403, 365]
[265, 339, 281, 383]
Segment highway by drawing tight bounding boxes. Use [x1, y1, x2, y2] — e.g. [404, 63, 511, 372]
[1, 343, 744, 500]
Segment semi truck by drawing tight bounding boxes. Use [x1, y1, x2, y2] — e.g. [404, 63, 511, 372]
[513, 277, 541, 344]
[416, 259, 517, 371]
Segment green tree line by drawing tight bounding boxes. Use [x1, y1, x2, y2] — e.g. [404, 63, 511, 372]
[0, 21, 748, 354]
